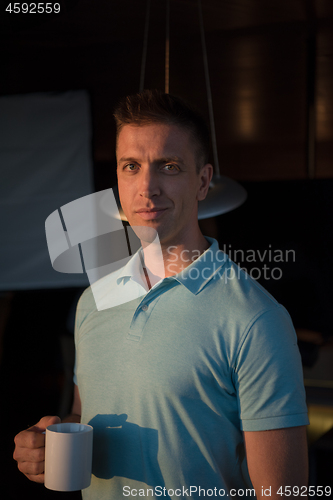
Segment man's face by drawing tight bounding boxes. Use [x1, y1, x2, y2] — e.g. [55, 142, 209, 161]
[116, 123, 212, 248]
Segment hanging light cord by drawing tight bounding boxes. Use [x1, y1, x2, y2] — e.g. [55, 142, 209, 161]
[165, 0, 170, 93]
[139, 0, 151, 92]
[197, 0, 220, 176]
[140, 0, 219, 175]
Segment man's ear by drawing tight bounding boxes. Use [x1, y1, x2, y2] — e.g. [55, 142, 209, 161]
[197, 163, 213, 201]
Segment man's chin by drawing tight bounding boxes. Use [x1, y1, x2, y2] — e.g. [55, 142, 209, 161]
[127, 223, 160, 245]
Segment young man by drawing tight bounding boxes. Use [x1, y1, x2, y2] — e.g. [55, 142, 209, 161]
[14, 90, 309, 499]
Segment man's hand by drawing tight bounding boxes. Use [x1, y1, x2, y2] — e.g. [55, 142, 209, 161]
[13, 415, 61, 483]
[244, 426, 308, 499]
[13, 386, 81, 483]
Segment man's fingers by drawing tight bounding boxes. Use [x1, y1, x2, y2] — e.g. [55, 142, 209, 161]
[13, 443, 45, 463]
[25, 472, 45, 484]
[14, 415, 61, 450]
[14, 428, 45, 450]
[17, 459, 45, 477]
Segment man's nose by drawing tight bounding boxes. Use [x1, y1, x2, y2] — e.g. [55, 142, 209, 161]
[139, 168, 161, 198]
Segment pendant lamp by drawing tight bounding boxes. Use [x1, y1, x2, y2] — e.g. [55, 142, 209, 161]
[195, 0, 246, 218]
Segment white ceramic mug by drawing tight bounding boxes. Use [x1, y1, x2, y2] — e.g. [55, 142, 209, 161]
[45, 422, 93, 491]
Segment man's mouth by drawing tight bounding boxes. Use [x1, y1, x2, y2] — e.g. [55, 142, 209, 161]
[135, 208, 167, 220]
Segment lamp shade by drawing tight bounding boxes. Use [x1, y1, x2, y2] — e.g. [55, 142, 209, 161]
[198, 175, 247, 219]
[101, 179, 247, 222]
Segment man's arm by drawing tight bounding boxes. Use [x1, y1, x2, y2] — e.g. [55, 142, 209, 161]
[13, 384, 82, 483]
[62, 384, 82, 423]
[244, 426, 308, 499]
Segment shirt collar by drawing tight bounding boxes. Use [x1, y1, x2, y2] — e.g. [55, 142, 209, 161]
[116, 237, 228, 294]
[171, 237, 228, 294]
[116, 249, 145, 287]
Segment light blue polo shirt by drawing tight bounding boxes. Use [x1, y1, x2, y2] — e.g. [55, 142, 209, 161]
[74, 238, 309, 500]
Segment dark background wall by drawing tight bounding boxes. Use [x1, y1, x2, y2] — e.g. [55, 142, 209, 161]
[1, 1, 333, 498]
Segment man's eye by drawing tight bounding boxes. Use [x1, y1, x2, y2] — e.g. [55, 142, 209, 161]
[163, 164, 179, 173]
[124, 164, 138, 171]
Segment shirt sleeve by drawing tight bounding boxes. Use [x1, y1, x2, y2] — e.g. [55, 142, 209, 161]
[72, 297, 82, 386]
[72, 289, 88, 386]
[233, 305, 309, 431]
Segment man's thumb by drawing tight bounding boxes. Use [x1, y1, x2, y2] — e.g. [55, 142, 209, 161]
[34, 415, 61, 433]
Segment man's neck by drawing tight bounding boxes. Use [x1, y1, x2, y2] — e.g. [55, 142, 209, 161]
[160, 234, 209, 277]
[140, 232, 210, 288]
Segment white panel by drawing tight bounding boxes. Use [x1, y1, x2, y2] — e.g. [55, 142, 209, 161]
[0, 91, 94, 290]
